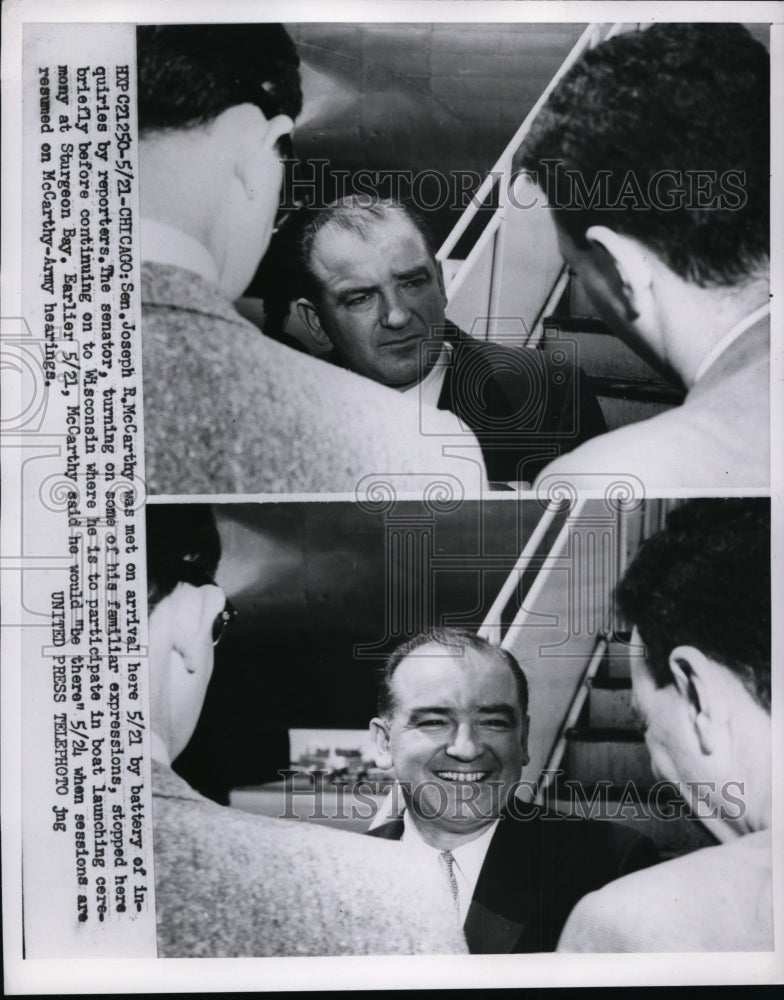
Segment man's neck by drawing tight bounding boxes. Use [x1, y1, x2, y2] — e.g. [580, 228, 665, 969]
[150, 730, 172, 767]
[660, 274, 769, 389]
[398, 340, 451, 400]
[404, 809, 495, 852]
[709, 698, 771, 842]
[141, 217, 219, 287]
[734, 713, 772, 838]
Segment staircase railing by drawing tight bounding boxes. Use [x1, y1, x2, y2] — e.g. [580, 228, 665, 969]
[478, 496, 565, 645]
[478, 498, 677, 802]
[533, 633, 608, 806]
[440, 22, 638, 344]
[479, 497, 617, 792]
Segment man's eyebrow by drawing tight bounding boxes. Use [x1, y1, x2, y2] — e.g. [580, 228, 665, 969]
[335, 283, 379, 302]
[408, 706, 450, 718]
[476, 704, 517, 718]
[333, 265, 431, 301]
[392, 265, 432, 281]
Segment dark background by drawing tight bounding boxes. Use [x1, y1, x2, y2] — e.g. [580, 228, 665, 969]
[247, 22, 588, 302]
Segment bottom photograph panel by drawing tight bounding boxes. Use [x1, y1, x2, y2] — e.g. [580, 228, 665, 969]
[146, 496, 771, 957]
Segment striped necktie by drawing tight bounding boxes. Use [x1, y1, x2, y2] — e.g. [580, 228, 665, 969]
[439, 850, 460, 911]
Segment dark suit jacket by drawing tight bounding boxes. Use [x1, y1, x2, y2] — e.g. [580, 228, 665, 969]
[438, 326, 607, 484]
[368, 806, 659, 953]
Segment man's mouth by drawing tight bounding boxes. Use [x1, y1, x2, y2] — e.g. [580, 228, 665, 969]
[435, 771, 489, 783]
[381, 334, 422, 349]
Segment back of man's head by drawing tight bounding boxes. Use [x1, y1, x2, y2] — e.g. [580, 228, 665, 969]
[616, 498, 770, 711]
[146, 503, 221, 610]
[136, 24, 302, 135]
[517, 23, 769, 287]
[146, 505, 226, 762]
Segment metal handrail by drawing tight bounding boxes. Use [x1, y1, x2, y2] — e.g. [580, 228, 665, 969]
[443, 208, 504, 302]
[534, 633, 609, 806]
[438, 22, 614, 271]
[526, 265, 570, 346]
[478, 497, 566, 645]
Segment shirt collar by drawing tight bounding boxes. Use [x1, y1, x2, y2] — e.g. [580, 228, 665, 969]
[141, 217, 219, 287]
[401, 810, 499, 907]
[692, 302, 770, 386]
[447, 818, 499, 886]
[399, 340, 451, 406]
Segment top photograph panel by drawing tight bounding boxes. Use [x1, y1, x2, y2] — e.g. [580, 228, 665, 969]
[138, 21, 771, 497]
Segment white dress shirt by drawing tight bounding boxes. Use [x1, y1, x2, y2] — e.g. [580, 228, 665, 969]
[691, 302, 770, 385]
[401, 811, 499, 923]
[399, 341, 452, 408]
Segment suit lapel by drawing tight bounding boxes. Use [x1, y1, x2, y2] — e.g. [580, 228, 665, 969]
[437, 322, 466, 414]
[464, 809, 541, 954]
[464, 897, 527, 954]
[368, 810, 543, 953]
[437, 359, 454, 413]
[366, 818, 405, 840]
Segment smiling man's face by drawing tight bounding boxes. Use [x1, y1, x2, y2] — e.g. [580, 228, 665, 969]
[303, 212, 447, 388]
[372, 643, 529, 849]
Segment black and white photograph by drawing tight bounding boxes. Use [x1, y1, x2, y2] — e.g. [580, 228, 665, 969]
[146, 496, 772, 957]
[133, 16, 771, 496]
[0, 0, 780, 993]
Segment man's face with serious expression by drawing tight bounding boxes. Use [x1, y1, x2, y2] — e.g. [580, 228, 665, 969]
[303, 213, 448, 388]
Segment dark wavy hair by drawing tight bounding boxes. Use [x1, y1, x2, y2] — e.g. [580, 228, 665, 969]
[378, 628, 529, 719]
[616, 499, 770, 711]
[136, 24, 302, 134]
[517, 23, 769, 287]
[146, 504, 221, 612]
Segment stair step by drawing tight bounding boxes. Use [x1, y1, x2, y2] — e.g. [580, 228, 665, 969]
[600, 640, 645, 681]
[592, 675, 632, 689]
[589, 683, 635, 728]
[565, 727, 655, 786]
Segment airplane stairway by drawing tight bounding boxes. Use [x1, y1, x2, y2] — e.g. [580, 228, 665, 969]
[440, 22, 686, 437]
[483, 498, 717, 860]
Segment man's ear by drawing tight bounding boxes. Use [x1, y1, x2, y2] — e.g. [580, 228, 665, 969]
[261, 112, 295, 153]
[668, 645, 719, 754]
[231, 106, 293, 200]
[519, 713, 531, 768]
[370, 717, 393, 770]
[296, 298, 333, 348]
[169, 582, 221, 673]
[162, 581, 225, 763]
[585, 225, 654, 322]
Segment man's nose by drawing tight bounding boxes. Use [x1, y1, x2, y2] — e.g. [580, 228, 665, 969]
[446, 722, 481, 761]
[379, 289, 411, 328]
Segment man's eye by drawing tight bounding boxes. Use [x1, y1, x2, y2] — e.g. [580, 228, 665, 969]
[344, 294, 372, 309]
[417, 718, 448, 729]
[482, 718, 512, 730]
[402, 276, 428, 290]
